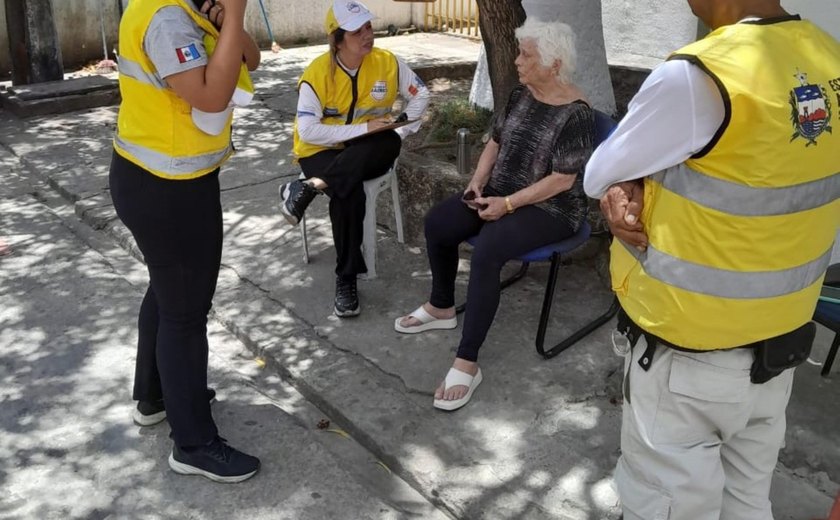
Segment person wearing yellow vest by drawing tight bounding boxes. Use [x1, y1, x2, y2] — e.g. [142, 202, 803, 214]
[584, 0, 840, 518]
[279, 0, 429, 318]
[108, 0, 261, 482]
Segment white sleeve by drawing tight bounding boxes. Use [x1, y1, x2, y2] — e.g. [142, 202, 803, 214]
[394, 57, 430, 140]
[296, 83, 368, 146]
[583, 60, 725, 199]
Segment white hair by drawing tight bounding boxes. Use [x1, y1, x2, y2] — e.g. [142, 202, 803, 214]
[515, 18, 577, 84]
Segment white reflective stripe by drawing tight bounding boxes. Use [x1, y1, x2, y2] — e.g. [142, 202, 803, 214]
[115, 135, 229, 176]
[118, 56, 165, 89]
[624, 240, 831, 299]
[653, 164, 840, 216]
[353, 106, 391, 120]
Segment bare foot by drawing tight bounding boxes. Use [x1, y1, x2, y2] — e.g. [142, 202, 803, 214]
[434, 357, 478, 402]
[398, 302, 455, 328]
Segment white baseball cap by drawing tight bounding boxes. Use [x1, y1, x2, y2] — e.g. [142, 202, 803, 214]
[324, 1, 374, 34]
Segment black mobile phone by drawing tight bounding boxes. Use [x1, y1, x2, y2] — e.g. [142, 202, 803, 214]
[462, 190, 487, 210]
[395, 112, 408, 123]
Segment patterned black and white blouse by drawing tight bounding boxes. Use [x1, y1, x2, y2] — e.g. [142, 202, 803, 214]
[487, 85, 594, 232]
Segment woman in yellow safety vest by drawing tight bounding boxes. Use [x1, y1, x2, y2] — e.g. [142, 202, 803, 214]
[279, 0, 429, 318]
[109, 0, 260, 483]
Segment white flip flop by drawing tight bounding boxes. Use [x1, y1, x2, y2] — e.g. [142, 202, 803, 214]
[394, 305, 457, 334]
[433, 367, 482, 411]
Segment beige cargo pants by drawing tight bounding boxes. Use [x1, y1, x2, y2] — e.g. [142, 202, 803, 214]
[616, 336, 794, 520]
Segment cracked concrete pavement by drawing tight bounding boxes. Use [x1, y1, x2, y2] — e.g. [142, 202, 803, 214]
[1, 33, 838, 519]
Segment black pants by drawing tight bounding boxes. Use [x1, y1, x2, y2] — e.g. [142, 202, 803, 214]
[298, 131, 401, 278]
[109, 151, 220, 448]
[425, 194, 575, 362]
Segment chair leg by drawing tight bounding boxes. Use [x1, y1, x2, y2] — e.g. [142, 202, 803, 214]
[822, 332, 840, 377]
[361, 184, 378, 279]
[535, 253, 562, 357]
[300, 213, 309, 264]
[537, 281, 621, 361]
[456, 262, 530, 315]
[391, 167, 405, 244]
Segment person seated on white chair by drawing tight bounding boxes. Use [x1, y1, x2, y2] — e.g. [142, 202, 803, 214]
[278, 0, 429, 318]
[396, 18, 595, 411]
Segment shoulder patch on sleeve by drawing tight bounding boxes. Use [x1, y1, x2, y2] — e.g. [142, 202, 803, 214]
[175, 43, 202, 63]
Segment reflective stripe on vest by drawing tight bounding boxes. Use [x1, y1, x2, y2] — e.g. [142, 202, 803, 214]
[115, 134, 230, 176]
[652, 164, 840, 216]
[620, 240, 832, 300]
[117, 55, 165, 89]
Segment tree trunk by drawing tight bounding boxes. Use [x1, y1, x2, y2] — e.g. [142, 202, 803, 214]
[475, 0, 525, 115]
[4, 0, 64, 85]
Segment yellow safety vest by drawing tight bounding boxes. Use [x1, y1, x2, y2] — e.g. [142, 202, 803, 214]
[114, 0, 251, 180]
[612, 16, 840, 350]
[293, 47, 399, 159]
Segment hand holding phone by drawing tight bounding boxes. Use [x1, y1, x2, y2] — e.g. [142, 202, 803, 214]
[462, 190, 488, 211]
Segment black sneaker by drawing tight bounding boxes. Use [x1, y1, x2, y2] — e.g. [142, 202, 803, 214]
[334, 276, 360, 317]
[279, 179, 319, 225]
[169, 436, 260, 483]
[132, 388, 217, 427]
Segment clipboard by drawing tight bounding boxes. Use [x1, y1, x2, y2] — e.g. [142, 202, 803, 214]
[344, 118, 418, 144]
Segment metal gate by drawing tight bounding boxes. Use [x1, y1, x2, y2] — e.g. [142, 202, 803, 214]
[424, 0, 480, 38]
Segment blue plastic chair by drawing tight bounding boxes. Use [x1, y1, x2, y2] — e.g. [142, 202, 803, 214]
[455, 110, 619, 359]
[814, 263, 840, 376]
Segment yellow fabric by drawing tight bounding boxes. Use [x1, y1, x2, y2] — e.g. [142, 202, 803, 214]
[115, 0, 250, 179]
[293, 47, 399, 159]
[203, 34, 254, 95]
[324, 7, 340, 35]
[613, 18, 840, 350]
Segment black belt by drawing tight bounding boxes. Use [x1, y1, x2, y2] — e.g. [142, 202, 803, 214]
[615, 307, 762, 372]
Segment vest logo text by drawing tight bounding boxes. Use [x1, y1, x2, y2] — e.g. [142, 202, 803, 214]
[789, 69, 833, 146]
[370, 81, 388, 101]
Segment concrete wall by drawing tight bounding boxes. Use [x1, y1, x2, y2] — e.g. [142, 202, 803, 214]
[0, 0, 418, 76]
[601, 0, 840, 68]
[3, 1, 839, 80]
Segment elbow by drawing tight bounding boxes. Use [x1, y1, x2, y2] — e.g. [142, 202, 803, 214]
[582, 174, 603, 200]
[297, 124, 317, 144]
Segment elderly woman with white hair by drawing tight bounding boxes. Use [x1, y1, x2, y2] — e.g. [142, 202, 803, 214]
[395, 18, 595, 411]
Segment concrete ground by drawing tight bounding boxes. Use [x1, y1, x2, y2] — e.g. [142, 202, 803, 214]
[1, 33, 838, 519]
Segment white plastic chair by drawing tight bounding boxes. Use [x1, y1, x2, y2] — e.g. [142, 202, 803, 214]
[299, 160, 404, 279]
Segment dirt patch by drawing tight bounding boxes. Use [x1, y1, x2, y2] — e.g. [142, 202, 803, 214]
[400, 78, 489, 172]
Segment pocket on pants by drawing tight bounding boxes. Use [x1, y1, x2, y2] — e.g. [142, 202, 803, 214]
[652, 352, 751, 444]
[618, 473, 672, 520]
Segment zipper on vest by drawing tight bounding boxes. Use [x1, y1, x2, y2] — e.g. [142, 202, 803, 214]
[346, 74, 359, 125]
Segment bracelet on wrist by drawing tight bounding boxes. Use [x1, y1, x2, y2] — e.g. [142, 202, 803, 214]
[505, 196, 514, 214]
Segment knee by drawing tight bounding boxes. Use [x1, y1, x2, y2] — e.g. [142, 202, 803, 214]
[381, 131, 402, 159]
[424, 203, 451, 245]
[469, 244, 506, 272]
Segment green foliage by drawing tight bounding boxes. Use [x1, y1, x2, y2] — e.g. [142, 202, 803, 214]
[428, 98, 492, 142]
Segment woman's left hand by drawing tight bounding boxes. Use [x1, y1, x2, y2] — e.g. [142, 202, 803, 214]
[476, 196, 508, 221]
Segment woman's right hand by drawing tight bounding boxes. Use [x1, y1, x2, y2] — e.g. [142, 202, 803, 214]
[464, 179, 484, 198]
[366, 117, 392, 133]
[211, 0, 247, 24]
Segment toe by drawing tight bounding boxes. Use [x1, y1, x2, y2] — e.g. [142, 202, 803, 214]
[434, 381, 445, 400]
[445, 385, 467, 401]
[400, 315, 420, 328]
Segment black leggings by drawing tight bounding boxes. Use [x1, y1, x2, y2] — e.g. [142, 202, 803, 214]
[425, 193, 575, 362]
[299, 131, 401, 278]
[109, 151, 221, 448]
